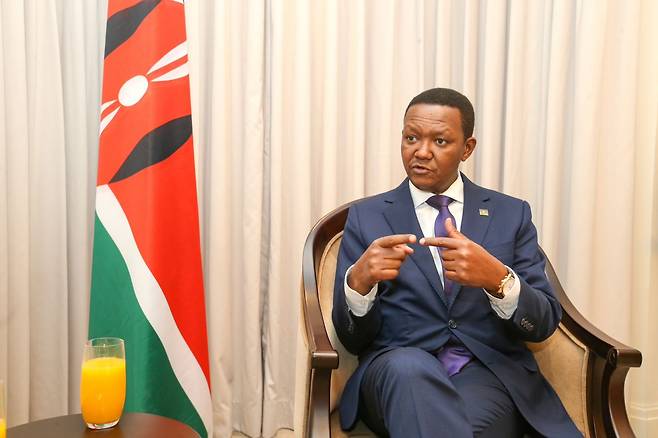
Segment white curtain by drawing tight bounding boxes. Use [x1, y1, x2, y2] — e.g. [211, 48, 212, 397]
[0, 0, 105, 420]
[0, 0, 656, 437]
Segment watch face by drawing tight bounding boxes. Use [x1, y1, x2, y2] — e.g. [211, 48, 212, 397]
[500, 271, 515, 295]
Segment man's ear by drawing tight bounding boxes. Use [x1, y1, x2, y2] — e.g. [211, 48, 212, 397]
[461, 137, 477, 161]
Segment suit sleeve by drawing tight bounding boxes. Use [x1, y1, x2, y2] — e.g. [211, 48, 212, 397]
[332, 205, 383, 355]
[505, 201, 562, 342]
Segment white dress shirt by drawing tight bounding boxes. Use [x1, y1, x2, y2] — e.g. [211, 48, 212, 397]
[344, 174, 521, 319]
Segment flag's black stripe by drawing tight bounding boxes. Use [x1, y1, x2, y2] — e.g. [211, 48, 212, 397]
[110, 116, 192, 183]
[105, 0, 161, 58]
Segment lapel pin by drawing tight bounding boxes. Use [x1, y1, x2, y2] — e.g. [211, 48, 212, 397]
[479, 208, 489, 216]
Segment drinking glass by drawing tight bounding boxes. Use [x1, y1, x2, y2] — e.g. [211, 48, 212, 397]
[80, 337, 126, 429]
[0, 380, 6, 438]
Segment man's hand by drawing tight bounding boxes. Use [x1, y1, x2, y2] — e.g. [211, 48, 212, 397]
[348, 234, 417, 295]
[419, 218, 507, 292]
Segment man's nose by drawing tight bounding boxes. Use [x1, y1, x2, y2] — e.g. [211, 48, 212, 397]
[415, 140, 433, 158]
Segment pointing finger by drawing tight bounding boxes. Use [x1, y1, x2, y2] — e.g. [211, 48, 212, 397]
[419, 237, 461, 248]
[377, 234, 417, 248]
[445, 218, 464, 239]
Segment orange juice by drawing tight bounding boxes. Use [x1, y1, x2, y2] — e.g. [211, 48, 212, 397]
[0, 418, 5, 438]
[80, 357, 126, 425]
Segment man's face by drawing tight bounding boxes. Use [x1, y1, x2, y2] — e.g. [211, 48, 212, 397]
[401, 103, 476, 194]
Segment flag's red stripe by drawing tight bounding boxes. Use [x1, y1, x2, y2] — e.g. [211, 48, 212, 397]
[109, 140, 211, 384]
[100, 0, 211, 385]
[99, 3, 188, 184]
[98, 79, 191, 185]
[102, 3, 185, 103]
[147, 55, 188, 81]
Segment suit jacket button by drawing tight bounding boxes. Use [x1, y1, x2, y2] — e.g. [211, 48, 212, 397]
[448, 319, 457, 329]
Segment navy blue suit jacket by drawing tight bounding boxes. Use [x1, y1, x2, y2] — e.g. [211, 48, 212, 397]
[332, 174, 580, 437]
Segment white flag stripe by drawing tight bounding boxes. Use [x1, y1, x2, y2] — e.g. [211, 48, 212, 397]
[101, 99, 117, 112]
[95, 185, 213, 436]
[99, 107, 120, 135]
[152, 63, 189, 82]
[147, 42, 188, 75]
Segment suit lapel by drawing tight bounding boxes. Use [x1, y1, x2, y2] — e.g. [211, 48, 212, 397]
[449, 173, 493, 307]
[382, 180, 446, 305]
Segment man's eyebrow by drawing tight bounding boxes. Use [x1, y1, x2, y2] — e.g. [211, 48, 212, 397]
[403, 123, 453, 135]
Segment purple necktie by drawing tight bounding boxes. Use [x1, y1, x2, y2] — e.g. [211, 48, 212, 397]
[435, 340, 473, 377]
[426, 195, 456, 295]
[426, 195, 473, 376]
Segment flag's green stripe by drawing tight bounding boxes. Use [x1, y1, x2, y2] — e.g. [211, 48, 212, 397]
[89, 214, 206, 437]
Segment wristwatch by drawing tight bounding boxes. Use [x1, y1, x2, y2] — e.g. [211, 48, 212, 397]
[489, 268, 514, 299]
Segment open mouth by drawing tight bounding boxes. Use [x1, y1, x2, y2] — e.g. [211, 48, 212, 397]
[411, 164, 432, 175]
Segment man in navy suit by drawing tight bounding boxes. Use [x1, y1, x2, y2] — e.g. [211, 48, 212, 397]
[332, 88, 581, 437]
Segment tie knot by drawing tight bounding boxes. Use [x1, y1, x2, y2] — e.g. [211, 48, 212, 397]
[427, 195, 453, 210]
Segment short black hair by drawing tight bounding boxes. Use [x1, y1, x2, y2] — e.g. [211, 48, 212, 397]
[405, 88, 475, 138]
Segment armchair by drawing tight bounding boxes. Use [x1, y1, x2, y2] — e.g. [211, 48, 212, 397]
[295, 200, 642, 437]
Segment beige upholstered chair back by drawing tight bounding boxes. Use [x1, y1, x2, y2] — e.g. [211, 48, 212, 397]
[311, 233, 590, 437]
[317, 234, 360, 412]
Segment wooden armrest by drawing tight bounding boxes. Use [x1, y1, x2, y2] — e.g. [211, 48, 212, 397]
[302, 202, 360, 371]
[301, 258, 338, 369]
[300, 270, 336, 437]
[302, 262, 338, 370]
[541, 249, 642, 437]
[301, 209, 342, 370]
[301, 204, 357, 438]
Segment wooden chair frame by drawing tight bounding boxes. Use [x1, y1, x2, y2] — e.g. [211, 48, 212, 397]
[301, 200, 642, 437]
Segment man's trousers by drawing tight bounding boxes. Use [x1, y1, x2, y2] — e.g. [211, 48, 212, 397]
[359, 347, 528, 437]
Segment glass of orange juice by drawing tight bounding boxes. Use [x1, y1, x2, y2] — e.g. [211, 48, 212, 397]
[0, 379, 6, 438]
[80, 337, 126, 429]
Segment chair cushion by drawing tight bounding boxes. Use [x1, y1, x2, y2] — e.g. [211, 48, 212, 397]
[317, 233, 360, 413]
[317, 235, 589, 437]
[526, 326, 589, 437]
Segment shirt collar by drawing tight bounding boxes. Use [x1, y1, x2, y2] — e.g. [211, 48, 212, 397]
[408, 173, 464, 208]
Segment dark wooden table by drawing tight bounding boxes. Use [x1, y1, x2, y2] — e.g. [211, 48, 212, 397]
[7, 412, 200, 438]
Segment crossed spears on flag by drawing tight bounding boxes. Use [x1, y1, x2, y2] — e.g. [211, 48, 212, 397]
[99, 40, 189, 135]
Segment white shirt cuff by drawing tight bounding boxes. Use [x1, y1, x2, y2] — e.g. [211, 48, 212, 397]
[485, 266, 521, 320]
[344, 264, 378, 317]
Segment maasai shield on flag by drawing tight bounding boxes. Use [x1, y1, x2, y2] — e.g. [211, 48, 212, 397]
[89, 1, 212, 436]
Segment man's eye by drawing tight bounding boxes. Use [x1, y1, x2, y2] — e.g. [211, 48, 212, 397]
[435, 138, 447, 145]
[406, 135, 417, 142]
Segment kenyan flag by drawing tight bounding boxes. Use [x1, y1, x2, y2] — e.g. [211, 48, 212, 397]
[89, 1, 212, 436]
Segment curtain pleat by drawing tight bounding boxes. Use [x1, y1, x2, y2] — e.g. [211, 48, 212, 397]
[1, 0, 31, 425]
[629, 0, 658, 429]
[186, 0, 267, 435]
